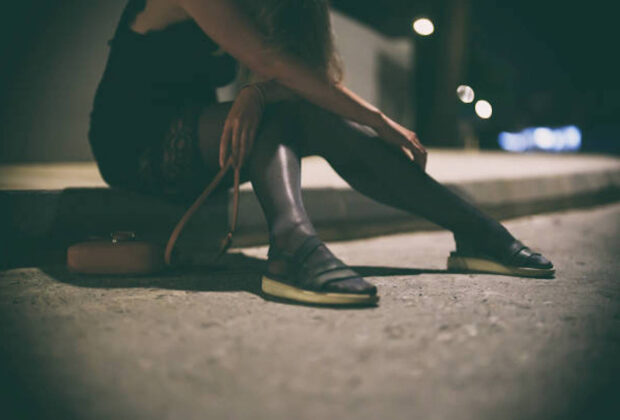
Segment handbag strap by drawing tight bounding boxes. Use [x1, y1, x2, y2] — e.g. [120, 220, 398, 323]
[164, 155, 241, 266]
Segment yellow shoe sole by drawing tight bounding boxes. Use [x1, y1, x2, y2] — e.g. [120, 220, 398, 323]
[447, 255, 555, 278]
[261, 275, 379, 305]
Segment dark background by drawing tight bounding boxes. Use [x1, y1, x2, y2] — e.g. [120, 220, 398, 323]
[0, 0, 125, 162]
[1, 0, 618, 162]
[333, 0, 619, 151]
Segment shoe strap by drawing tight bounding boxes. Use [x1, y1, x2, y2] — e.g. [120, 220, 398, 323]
[505, 240, 539, 266]
[295, 256, 360, 290]
[268, 235, 362, 291]
[266, 235, 323, 277]
[299, 266, 361, 290]
[291, 235, 324, 265]
[267, 235, 322, 261]
[298, 257, 346, 280]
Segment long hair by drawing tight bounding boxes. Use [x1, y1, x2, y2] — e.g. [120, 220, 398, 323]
[235, 0, 343, 84]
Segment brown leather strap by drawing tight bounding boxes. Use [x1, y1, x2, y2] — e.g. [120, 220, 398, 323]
[164, 155, 241, 266]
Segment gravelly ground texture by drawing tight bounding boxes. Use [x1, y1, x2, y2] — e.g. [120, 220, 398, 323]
[1, 203, 619, 420]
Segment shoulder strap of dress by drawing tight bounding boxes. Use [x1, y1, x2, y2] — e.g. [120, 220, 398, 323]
[108, 0, 147, 45]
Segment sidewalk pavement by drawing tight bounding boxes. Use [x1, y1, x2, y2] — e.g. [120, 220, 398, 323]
[1, 150, 619, 267]
[2, 203, 619, 420]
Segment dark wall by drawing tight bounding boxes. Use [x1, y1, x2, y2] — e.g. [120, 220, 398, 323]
[0, 0, 126, 163]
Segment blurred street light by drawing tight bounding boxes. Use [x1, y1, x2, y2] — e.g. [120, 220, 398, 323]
[412, 18, 434, 36]
[475, 99, 492, 119]
[533, 127, 555, 149]
[457, 84, 475, 103]
[498, 125, 581, 152]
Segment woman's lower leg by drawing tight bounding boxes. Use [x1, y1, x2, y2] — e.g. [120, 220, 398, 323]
[196, 101, 549, 275]
[245, 130, 318, 254]
[197, 102, 316, 253]
[197, 102, 375, 293]
[294, 102, 517, 255]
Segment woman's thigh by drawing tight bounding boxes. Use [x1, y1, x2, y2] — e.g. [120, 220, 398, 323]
[197, 99, 384, 165]
[197, 100, 307, 180]
[292, 100, 387, 161]
[197, 101, 235, 172]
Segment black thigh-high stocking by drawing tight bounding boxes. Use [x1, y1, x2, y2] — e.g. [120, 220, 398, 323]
[196, 101, 375, 293]
[293, 101, 517, 255]
[196, 100, 550, 276]
[197, 101, 317, 251]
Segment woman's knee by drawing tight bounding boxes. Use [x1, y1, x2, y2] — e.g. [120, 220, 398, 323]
[293, 100, 382, 157]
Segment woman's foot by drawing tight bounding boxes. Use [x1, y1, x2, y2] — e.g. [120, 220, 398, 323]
[262, 234, 379, 305]
[447, 237, 555, 278]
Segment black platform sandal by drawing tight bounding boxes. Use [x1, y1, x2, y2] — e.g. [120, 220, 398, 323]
[447, 239, 555, 278]
[261, 235, 379, 305]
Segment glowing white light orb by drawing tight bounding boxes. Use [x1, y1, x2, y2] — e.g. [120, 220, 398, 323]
[456, 85, 475, 103]
[475, 100, 493, 119]
[412, 18, 435, 36]
[533, 127, 555, 149]
[563, 126, 582, 148]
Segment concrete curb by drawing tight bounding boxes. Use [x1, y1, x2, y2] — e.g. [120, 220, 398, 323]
[2, 152, 619, 268]
[230, 165, 620, 246]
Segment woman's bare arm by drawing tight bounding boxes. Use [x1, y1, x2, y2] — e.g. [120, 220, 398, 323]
[252, 80, 298, 103]
[176, 0, 383, 127]
[175, 0, 427, 169]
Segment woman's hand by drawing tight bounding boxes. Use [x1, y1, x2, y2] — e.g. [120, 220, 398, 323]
[177, 0, 387, 132]
[375, 114, 428, 171]
[219, 85, 265, 169]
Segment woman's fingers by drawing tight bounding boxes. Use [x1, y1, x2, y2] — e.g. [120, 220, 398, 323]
[238, 124, 258, 168]
[407, 133, 427, 171]
[231, 120, 241, 167]
[219, 122, 231, 168]
[238, 127, 249, 168]
[220, 120, 257, 169]
[401, 142, 427, 171]
[409, 147, 425, 169]
[400, 145, 414, 162]
[221, 96, 263, 169]
[413, 145, 428, 170]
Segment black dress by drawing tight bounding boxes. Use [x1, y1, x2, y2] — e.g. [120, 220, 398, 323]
[88, 0, 237, 202]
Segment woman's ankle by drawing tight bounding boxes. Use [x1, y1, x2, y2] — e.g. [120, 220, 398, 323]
[453, 230, 517, 259]
[268, 222, 318, 257]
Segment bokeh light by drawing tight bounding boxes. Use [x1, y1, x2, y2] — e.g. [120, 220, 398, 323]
[533, 127, 555, 149]
[412, 18, 435, 36]
[498, 126, 582, 152]
[474, 100, 492, 119]
[456, 85, 475, 103]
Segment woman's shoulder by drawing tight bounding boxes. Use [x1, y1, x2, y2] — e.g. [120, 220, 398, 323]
[129, 0, 192, 35]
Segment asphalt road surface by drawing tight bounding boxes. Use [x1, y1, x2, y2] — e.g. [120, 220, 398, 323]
[1, 203, 619, 420]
